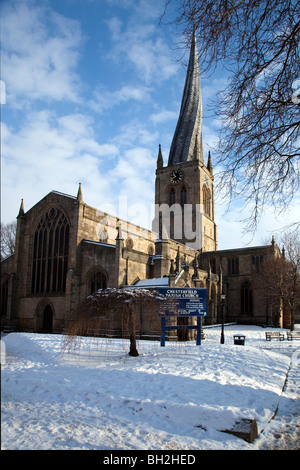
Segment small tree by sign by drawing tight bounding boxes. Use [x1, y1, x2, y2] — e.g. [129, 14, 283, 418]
[64, 288, 177, 356]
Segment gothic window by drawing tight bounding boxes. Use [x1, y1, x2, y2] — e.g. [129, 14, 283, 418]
[180, 187, 187, 206]
[148, 244, 154, 255]
[169, 188, 176, 206]
[126, 237, 134, 249]
[228, 257, 239, 275]
[99, 229, 108, 243]
[203, 185, 211, 217]
[241, 281, 253, 315]
[90, 270, 107, 294]
[1, 277, 9, 316]
[31, 207, 69, 294]
[209, 258, 216, 273]
[251, 255, 264, 271]
[170, 211, 175, 240]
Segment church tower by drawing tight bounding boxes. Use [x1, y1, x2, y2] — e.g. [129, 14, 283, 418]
[153, 32, 217, 252]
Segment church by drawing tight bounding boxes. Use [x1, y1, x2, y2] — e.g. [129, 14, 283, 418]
[1, 33, 284, 337]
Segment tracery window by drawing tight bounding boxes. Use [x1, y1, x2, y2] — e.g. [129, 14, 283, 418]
[203, 185, 211, 217]
[180, 187, 187, 206]
[241, 281, 253, 315]
[228, 257, 239, 275]
[169, 188, 176, 206]
[251, 255, 264, 271]
[31, 207, 69, 294]
[90, 270, 107, 294]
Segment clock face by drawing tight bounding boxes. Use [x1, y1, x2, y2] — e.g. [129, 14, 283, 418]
[170, 169, 183, 184]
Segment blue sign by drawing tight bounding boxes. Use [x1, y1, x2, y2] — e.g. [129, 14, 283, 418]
[156, 287, 207, 316]
[155, 287, 208, 347]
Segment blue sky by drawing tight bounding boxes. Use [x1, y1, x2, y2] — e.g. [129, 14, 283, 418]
[1, 0, 298, 250]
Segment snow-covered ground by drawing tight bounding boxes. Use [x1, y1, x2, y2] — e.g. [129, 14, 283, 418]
[1, 325, 299, 451]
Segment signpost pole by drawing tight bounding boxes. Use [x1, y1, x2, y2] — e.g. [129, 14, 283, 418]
[161, 316, 166, 347]
[196, 315, 201, 346]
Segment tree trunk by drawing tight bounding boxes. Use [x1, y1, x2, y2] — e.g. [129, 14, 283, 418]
[129, 332, 139, 356]
[290, 301, 295, 331]
[128, 306, 139, 357]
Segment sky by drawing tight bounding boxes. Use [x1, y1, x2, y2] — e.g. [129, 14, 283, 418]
[1, 0, 299, 250]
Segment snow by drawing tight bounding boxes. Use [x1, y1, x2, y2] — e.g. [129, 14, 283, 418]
[132, 278, 169, 288]
[1, 325, 299, 451]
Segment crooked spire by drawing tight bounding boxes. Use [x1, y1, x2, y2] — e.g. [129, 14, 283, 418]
[168, 31, 204, 166]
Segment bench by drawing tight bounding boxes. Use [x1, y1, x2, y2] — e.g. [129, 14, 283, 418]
[265, 331, 284, 341]
[287, 331, 300, 341]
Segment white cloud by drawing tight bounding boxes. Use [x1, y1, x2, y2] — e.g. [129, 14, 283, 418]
[105, 146, 156, 228]
[1, 108, 156, 229]
[1, 111, 119, 222]
[89, 85, 152, 112]
[106, 15, 179, 84]
[106, 0, 164, 20]
[113, 120, 159, 148]
[150, 109, 178, 124]
[1, 0, 83, 106]
[0, 0, 165, 230]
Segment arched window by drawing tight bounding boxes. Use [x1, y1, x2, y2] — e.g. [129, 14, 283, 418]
[228, 257, 239, 275]
[1, 276, 9, 317]
[31, 207, 69, 294]
[203, 185, 211, 217]
[99, 229, 108, 243]
[169, 188, 176, 206]
[241, 281, 253, 315]
[148, 244, 154, 255]
[90, 270, 107, 294]
[126, 237, 134, 249]
[251, 255, 264, 271]
[180, 187, 187, 206]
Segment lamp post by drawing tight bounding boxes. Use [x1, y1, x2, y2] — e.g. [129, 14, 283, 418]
[220, 293, 226, 344]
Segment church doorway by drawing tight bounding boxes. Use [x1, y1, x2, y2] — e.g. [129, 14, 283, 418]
[42, 305, 53, 333]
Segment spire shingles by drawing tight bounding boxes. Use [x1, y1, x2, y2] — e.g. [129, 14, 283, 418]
[168, 31, 204, 166]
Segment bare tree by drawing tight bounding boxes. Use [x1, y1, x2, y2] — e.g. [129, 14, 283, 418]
[1, 221, 16, 260]
[281, 231, 300, 329]
[162, 0, 300, 230]
[64, 288, 177, 356]
[260, 231, 300, 329]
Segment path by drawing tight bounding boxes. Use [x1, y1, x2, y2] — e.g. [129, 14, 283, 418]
[256, 348, 300, 450]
